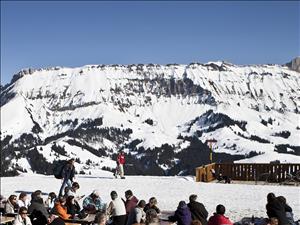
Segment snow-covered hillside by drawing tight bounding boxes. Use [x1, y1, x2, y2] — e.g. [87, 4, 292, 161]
[1, 60, 300, 176]
[1, 173, 299, 222]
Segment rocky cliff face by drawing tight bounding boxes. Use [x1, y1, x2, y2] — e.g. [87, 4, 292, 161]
[1, 61, 299, 176]
[286, 57, 300, 72]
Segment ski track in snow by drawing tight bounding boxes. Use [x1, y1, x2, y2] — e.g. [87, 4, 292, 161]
[1, 172, 299, 222]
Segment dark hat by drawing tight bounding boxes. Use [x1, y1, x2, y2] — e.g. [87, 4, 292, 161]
[110, 191, 118, 198]
[178, 201, 187, 208]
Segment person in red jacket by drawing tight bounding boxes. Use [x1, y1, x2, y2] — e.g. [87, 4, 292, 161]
[115, 150, 125, 179]
[208, 205, 233, 225]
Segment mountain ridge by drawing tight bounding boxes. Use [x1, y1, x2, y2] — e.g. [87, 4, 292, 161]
[1, 60, 300, 176]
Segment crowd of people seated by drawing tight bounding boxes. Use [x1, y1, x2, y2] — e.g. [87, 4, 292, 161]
[0, 187, 298, 225]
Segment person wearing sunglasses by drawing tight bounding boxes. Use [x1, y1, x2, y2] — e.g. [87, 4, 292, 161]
[13, 206, 32, 225]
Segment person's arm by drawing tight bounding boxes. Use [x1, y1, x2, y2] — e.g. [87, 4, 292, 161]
[56, 204, 71, 220]
[135, 208, 143, 223]
[106, 201, 114, 215]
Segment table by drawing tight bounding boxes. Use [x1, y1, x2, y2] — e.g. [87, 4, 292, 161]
[65, 214, 95, 224]
[0, 216, 15, 224]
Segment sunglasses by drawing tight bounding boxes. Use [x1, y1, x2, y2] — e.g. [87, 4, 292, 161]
[20, 212, 27, 215]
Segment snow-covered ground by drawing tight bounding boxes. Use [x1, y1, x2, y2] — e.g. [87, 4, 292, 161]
[1, 171, 299, 222]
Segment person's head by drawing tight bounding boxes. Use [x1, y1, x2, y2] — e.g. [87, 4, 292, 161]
[269, 218, 279, 225]
[8, 195, 17, 205]
[216, 204, 226, 215]
[48, 192, 57, 201]
[94, 211, 107, 225]
[18, 206, 28, 219]
[149, 197, 157, 206]
[138, 200, 146, 208]
[33, 190, 42, 198]
[189, 194, 197, 202]
[68, 158, 75, 165]
[72, 182, 80, 191]
[91, 190, 100, 200]
[125, 190, 133, 199]
[59, 197, 66, 205]
[19, 192, 28, 202]
[191, 220, 202, 225]
[178, 201, 187, 209]
[277, 196, 286, 204]
[146, 209, 159, 224]
[267, 193, 276, 203]
[110, 191, 118, 200]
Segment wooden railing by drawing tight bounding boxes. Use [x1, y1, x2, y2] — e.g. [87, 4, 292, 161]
[195, 163, 300, 183]
[195, 163, 216, 182]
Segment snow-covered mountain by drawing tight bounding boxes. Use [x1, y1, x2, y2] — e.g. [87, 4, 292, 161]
[1, 59, 300, 176]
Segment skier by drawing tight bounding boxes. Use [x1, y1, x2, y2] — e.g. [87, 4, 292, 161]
[115, 151, 125, 179]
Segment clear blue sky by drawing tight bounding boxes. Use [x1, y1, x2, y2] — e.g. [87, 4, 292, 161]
[1, 1, 299, 85]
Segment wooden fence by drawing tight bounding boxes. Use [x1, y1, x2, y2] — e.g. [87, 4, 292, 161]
[195, 163, 300, 183]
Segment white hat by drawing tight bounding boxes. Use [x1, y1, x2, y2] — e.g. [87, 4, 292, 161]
[92, 189, 100, 197]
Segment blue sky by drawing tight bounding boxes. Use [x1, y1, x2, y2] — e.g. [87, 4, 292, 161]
[1, 1, 299, 84]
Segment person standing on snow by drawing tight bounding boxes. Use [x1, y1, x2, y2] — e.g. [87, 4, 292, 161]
[59, 159, 75, 197]
[115, 151, 125, 179]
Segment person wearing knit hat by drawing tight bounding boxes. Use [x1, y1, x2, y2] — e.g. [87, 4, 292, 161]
[83, 190, 106, 214]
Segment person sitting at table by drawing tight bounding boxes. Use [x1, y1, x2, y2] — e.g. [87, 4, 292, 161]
[13, 206, 32, 225]
[66, 182, 83, 201]
[54, 197, 72, 220]
[107, 191, 126, 225]
[45, 192, 57, 211]
[83, 190, 106, 214]
[145, 208, 160, 225]
[169, 201, 192, 225]
[18, 192, 30, 208]
[65, 195, 80, 218]
[28, 194, 49, 225]
[93, 211, 107, 225]
[126, 200, 146, 225]
[144, 197, 160, 214]
[5, 194, 18, 213]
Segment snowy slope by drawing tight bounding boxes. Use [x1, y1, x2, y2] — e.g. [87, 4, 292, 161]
[1, 173, 299, 222]
[1, 61, 300, 176]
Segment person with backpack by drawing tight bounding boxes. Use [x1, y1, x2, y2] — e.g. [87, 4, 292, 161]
[58, 159, 75, 197]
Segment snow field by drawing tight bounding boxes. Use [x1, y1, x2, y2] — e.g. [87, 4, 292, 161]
[1, 172, 299, 222]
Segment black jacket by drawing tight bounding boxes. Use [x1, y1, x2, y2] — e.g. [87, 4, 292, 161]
[187, 201, 208, 225]
[266, 199, 289, 225]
